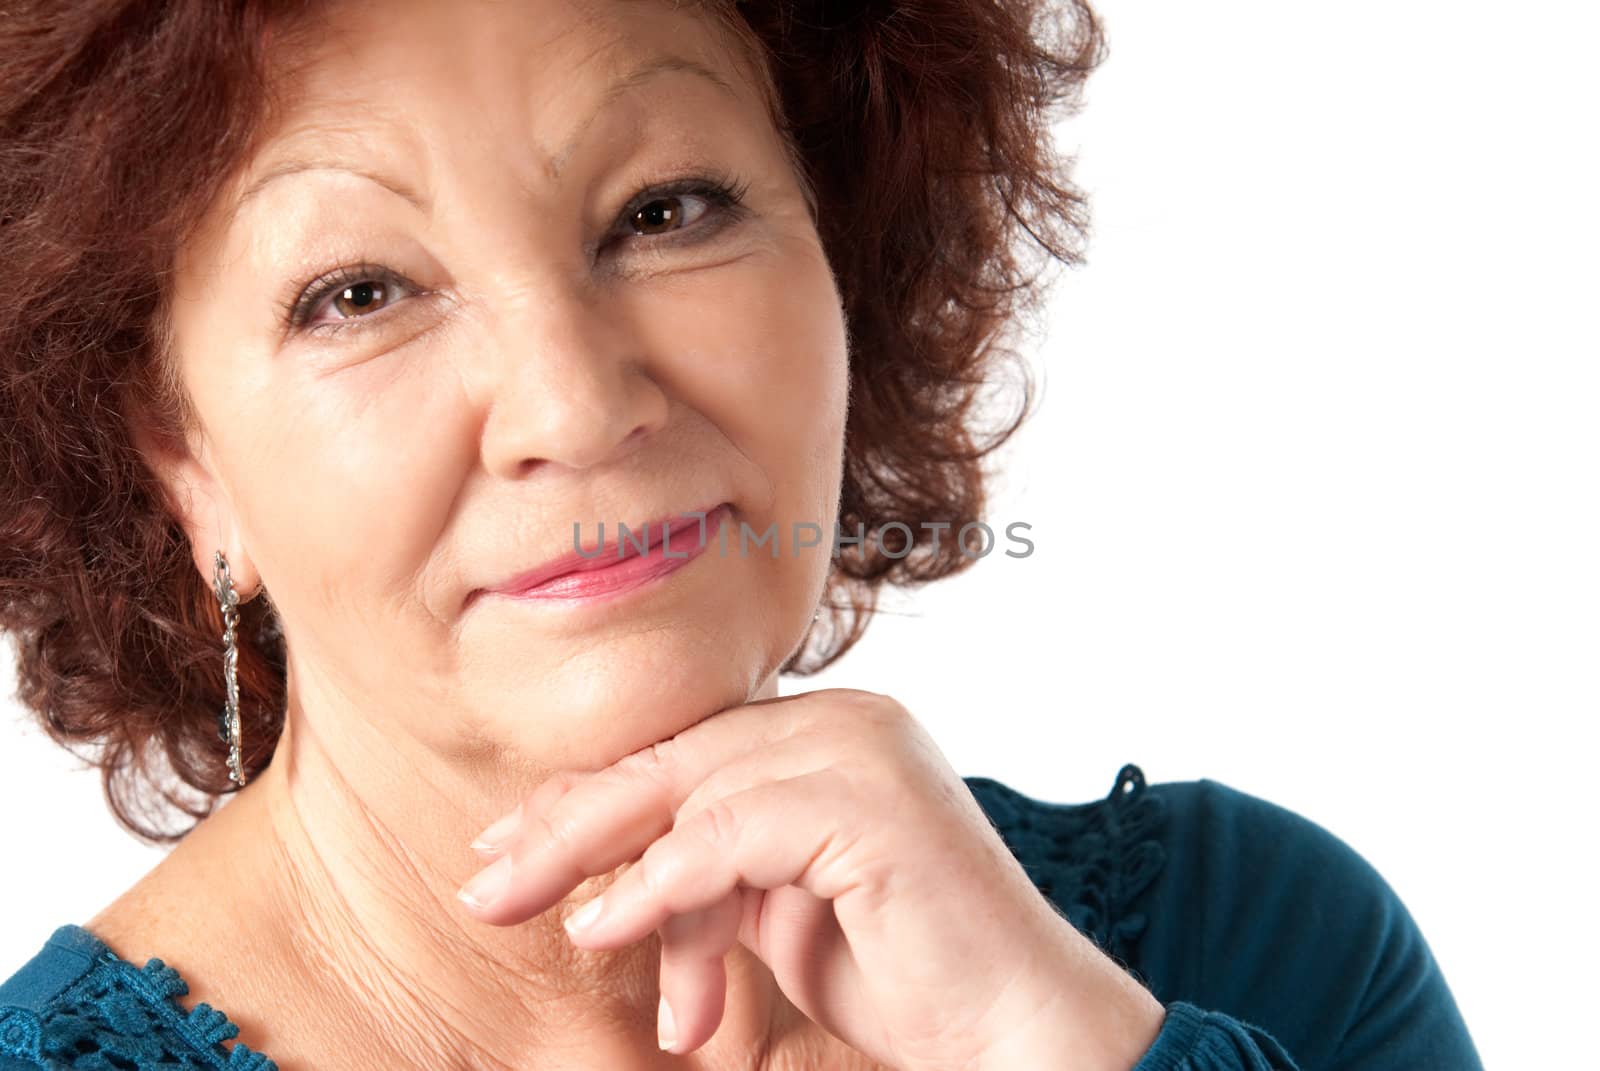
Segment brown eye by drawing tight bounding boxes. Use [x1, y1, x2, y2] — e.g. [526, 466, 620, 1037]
[284, 263, 419, 334]
[329, 279, 392, 319]
[629, 194, 709, 237]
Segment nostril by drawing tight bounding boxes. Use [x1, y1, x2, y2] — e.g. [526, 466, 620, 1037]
[620, 424, 652, 450]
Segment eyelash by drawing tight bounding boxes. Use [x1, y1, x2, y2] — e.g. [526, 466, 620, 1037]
[278, 170, 753, 335]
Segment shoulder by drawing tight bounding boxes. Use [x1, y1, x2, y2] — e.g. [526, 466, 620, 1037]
[965, 766, 1483, 1071]
[1144, 773, 1481, 1069]
[1152, 772, 1404, 950]
[0, 924, 108, 1067]
[1144, 773, 1432, 998]
[1, 923, 101, 1018]
[0, 922, 278, 1071]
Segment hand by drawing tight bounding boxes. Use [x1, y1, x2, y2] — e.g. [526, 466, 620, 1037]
[454, 687, 1165, 1071]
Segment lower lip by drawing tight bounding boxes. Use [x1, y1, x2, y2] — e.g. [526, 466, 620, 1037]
[491, 503, 729, 606]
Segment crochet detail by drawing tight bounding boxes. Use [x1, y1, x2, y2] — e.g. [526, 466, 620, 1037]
[5, 944, 276, 1070]
[965, 763, 1168, 965]
[1, 1007, 44, 1063]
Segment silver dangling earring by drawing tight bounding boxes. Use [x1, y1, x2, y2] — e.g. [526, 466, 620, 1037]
[212, 550, 248, 788]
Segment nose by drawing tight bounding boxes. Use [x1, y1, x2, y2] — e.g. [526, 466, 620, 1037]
[473, 277, 670, 478]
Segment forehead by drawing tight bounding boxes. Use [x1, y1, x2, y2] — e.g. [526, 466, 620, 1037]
[219, 0, 756, 221]
[257, 0, 744, 130]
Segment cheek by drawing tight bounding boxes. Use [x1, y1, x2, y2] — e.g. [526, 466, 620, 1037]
[641, 239, 850, 516]
[226, 354, 470, 645]
[628, 239, 849, 626]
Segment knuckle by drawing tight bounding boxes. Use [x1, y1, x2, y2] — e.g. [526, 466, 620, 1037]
[601, 747, 671, 804]
[526, 768, 582, 812]
[830, 687, 904, 723]
[692, 797, 742, 850]
[678, 764, 745, 822]
[530, 804, 584, 855]
[866, 692, 911, 724]
[624, 737, 678, 785]
[637, 836, 688, 901]
[840, 694, 910, 745]
[819, 686, 881, 708]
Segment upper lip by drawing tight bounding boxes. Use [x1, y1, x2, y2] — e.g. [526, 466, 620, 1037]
[477, 501, 729, 599]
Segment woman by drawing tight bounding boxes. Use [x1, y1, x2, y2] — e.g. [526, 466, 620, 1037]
[0, 1, 1483, 1069]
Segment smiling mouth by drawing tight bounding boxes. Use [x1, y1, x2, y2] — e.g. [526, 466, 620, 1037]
[473, 502, 732, 606]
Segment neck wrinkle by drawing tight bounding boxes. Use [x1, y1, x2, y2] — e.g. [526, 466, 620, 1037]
[235, 675, 794, 1070]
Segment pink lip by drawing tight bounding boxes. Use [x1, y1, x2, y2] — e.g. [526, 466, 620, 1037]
[478, 502, 730, 604]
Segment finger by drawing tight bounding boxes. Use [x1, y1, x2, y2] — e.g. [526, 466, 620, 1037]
[535, 686, 877, 847]
[562, 768, 874, 950]
[457, 689, 896, 925]
[462, 723, 847, 925]
[471, 768, 591, 859]
[654, 890, 743, 1054]
[640, 688, 886, 804]
[750, 885, 887, 1052]
[458, 786, 671, 925]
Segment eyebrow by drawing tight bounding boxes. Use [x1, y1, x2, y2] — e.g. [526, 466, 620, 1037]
[231, 55, 738, 217]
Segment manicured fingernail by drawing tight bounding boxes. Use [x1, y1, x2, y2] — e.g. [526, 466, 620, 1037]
[564, 894, 604, 934]
[657, 995, 677, 1052]
[456, 854, 512, 909]
[470, 802, 523, 853]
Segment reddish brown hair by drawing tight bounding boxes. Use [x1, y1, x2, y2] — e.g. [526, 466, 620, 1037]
[0, 0, 1107, 843]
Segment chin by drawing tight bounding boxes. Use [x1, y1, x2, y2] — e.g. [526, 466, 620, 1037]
[483, 628, 782, 769]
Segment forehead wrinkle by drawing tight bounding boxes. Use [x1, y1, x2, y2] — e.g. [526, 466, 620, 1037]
[546, 54, 740, 181]
[225, 52, 742, 235]
[222, 103, 430, 233]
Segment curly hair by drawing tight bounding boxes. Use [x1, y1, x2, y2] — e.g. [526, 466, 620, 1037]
[0, 0, 1107, 843]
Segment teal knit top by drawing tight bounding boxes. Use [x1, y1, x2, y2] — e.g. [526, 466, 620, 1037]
[0, 764, 1483, 1070]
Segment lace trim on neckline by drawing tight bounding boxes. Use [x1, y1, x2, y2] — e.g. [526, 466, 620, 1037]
[0, 928, 277, 1070]
[965, 763, 1168, 964]
[100, 948, 277, 1069]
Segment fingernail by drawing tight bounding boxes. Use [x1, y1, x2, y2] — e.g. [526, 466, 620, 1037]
[565, 894, 605, 934]
[470, 802, 523, 853]
[657, 995, 677, 1052]
[456, 854, 513, 910]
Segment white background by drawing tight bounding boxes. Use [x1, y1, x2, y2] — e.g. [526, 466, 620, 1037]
[4, 2, 1595, 1067]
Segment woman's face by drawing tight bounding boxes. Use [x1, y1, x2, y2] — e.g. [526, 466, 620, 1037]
[154, 0, 849, 768]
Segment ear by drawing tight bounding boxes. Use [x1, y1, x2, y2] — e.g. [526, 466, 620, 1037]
[126, 403, 262, 602]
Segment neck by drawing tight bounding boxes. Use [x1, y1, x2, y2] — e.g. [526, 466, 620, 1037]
[226, 669, 808, 1070]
